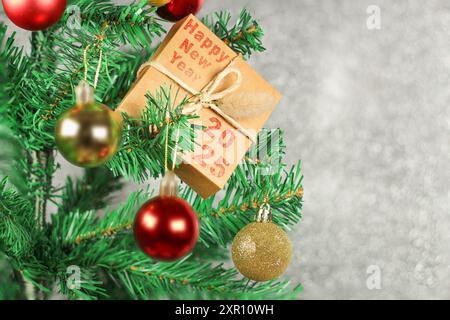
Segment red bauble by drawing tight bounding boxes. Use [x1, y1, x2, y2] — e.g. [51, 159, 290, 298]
[157, 0, 203, 22]
[134, 196, 199, 261]
[2, 0, 67, 31]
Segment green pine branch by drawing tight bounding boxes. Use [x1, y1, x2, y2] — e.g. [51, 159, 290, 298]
[58, 167, 123, 215]
[0, 179, 35, 259]
[62, 0, 165, 49]
[0, 24, 7, 106]
[107, 88, 197, 182]
[0, 114, 28, 195]
[101, 251, 301, 300]
[203, 9, 265, 59]
[0, 25, 29, 194]
[0, 254, 25, 300]
[51, 190, 145, 247]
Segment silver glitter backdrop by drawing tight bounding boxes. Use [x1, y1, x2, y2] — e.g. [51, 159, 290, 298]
[1, 0, 449, 299]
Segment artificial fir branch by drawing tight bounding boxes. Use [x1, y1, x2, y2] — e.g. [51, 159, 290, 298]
[99, 251, 301, 300]
[66, 0, 164, 49]
[0, 25, 6, 106]
[210, 186, 304, 218]
[107, 88, 197, 182]
[223, 24, 258, 46]
[51, 190, 146, 247]
[0, 26, 29, 195]
[203, 9, 265, 58]
[0, 180, 35, 258]
[0, 126, 27, 195]
[0, 255, 25, 299]
[58, 167, 123, 215]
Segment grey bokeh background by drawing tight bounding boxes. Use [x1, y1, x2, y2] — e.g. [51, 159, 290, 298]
[2, 0, 449, 299]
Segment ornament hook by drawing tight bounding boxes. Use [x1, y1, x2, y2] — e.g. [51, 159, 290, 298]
[255, 203, 272, 223]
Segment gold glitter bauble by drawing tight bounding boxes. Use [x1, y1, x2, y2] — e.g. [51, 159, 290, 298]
[231, 221, 292, 282]
[55, 82, 122, 168]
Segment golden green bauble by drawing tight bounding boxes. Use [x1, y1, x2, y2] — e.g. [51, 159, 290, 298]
[231, 221, 292, 282]
[55, 82, 122, 168]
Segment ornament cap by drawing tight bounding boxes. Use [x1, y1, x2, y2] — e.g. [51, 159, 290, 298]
[76, 81, 94, 106]
[160, 171, 180, 197]
[148, 0, 171, 7]
[255, 203, 272, 223]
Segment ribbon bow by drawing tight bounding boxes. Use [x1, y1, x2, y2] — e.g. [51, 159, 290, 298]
[137, 56, 257, 143]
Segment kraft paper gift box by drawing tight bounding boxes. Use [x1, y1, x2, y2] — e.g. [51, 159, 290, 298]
[116, 14, 281, 198]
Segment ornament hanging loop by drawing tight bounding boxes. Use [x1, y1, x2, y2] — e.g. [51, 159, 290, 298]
[161, 117, 181, 197]
[256, 203, 272, 223]
[82, 44, 104, 90]
[160, 171, 180, 197]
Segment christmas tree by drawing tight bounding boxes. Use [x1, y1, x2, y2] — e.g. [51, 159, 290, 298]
[0, 0, 303, 300]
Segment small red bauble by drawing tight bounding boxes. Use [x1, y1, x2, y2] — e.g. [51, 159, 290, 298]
[2, 0, 67, 31]
[134, 196, 199, 261]
[157, 0, 203, 22]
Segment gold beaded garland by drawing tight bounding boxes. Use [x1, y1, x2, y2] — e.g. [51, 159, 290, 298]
[231, 204, 292, 281]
